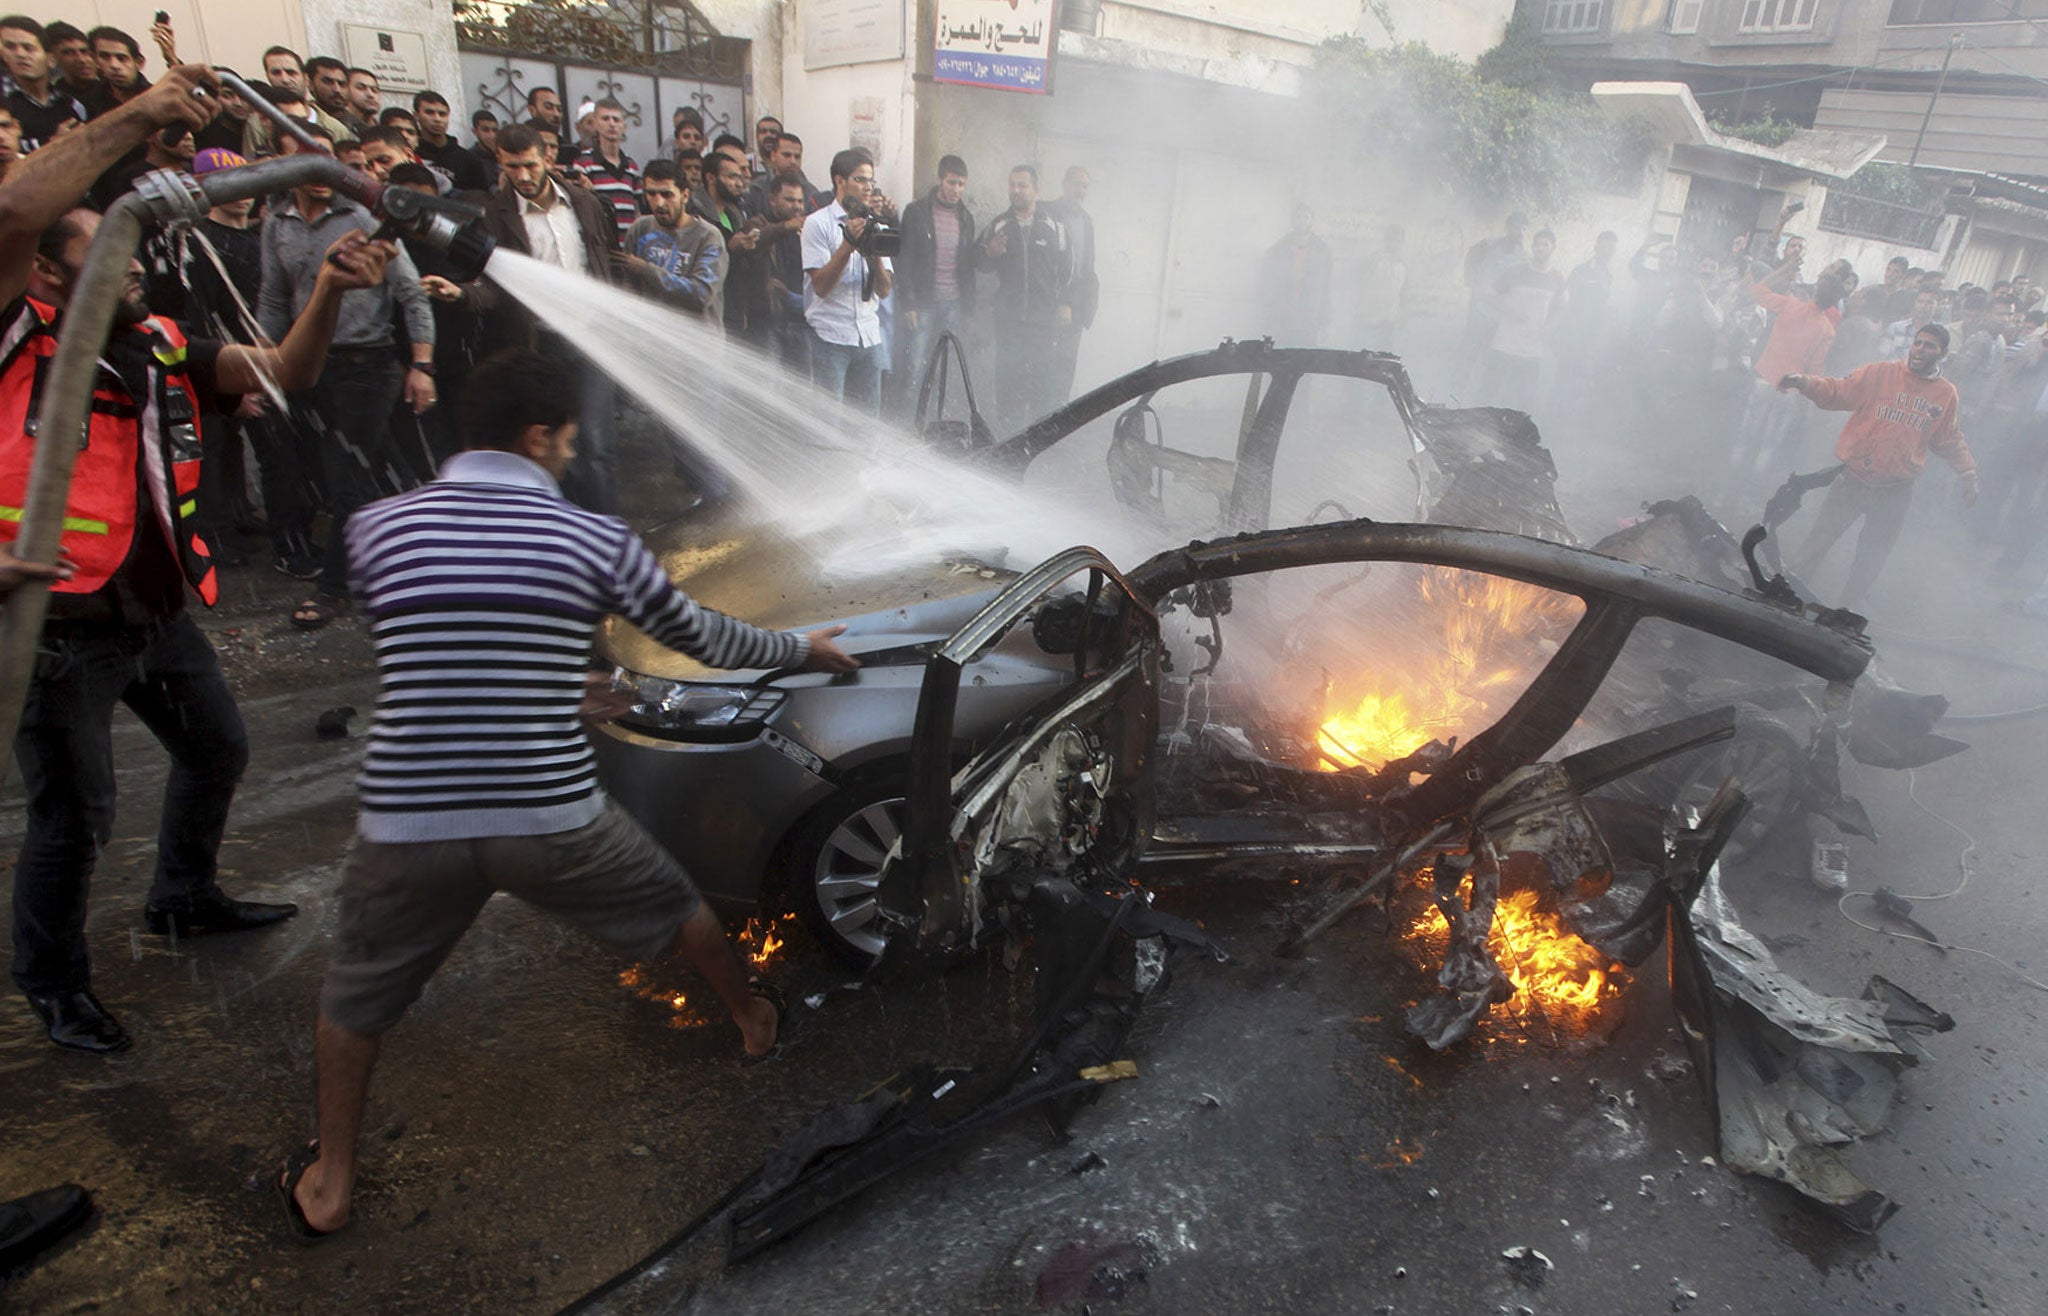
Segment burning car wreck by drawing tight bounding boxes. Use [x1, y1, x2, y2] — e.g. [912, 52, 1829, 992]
[586, 342, 1966, 1277]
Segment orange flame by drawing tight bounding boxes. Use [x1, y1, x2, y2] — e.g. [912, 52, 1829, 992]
[1407, 888, 1619, 1037]
[617, 913, 796, 1029]
[738, 913, 795, 971]
[1316, 569, 1576, 773]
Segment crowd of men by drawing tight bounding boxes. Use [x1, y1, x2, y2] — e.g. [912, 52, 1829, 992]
[1405, 205, 2033, 608]
[3, 6, 2044, 1265]
[0, 33, 870, 1260]
[0, 13, 1103, 631]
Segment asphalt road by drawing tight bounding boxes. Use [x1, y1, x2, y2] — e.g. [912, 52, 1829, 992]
[2, 438, 2045, 1315]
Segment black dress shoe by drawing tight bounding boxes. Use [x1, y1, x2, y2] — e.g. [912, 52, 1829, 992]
[25, 991, 132, 1054]
[0, 1183, 93, 1270]
[144, 889, 299, 936]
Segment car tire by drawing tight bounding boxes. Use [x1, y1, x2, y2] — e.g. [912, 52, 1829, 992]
[789, 780, 907, 968]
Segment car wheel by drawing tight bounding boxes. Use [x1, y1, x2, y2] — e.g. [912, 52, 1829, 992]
[790, 783, 906, 967]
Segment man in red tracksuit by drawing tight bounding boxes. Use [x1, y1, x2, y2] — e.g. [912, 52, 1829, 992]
[1778, 322, 1979, 608]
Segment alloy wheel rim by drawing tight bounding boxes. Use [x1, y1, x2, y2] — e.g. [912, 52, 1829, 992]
[812, 798, 905, 959]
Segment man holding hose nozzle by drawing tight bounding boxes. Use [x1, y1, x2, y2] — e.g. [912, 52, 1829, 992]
[0, 63, 402, 1052]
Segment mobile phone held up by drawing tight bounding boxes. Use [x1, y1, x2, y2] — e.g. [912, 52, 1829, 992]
[156, 11, 171, 25]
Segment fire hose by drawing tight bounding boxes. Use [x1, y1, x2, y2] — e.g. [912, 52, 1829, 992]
[0, 79, 496, 788]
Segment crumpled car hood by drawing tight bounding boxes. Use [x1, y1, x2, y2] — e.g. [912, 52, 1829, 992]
[601, 499, 1012, 681]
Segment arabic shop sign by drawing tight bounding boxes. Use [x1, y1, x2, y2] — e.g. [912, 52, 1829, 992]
[933, 0, 1059, 95]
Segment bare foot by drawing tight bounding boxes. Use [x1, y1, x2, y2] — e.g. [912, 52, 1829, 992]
[739, 994, 779, 1057]
[291, 1157, 352, 1234]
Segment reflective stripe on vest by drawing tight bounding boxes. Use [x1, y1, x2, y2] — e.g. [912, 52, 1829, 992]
[0, 299, 218, 605]
[0, 505, 110, 535]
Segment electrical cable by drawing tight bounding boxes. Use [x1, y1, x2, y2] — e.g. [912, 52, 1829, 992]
[1833, 769, 2048, 991]
[1984, 0, 2048, 36]
[1955, 32, 2048, 88]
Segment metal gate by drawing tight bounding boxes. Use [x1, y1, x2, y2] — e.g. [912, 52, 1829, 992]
[1677, 175, 1759, 260]
[455, 0, 747, 168]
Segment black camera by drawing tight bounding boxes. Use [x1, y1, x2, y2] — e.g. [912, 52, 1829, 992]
[843, 218, 902, 258]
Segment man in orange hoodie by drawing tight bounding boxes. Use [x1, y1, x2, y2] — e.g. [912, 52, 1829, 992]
[1778, 323, 1979, 607]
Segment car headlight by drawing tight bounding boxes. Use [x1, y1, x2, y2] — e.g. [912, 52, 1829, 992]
[609, 668, 787, 743]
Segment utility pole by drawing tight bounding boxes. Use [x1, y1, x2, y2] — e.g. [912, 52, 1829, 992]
[1909, 32, 1962, 168]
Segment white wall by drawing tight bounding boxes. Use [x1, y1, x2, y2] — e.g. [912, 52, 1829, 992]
[695, 0, 786, 134]
[74, 0, 307, 90]
[299, 0, 467, 122]
[778, 0, 920, 200]
[1367, 0, 1516, 60]
[1094, 0, 1511, 64]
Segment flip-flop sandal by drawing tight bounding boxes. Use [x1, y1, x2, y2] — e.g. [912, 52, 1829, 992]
[740, 978, 790, 1067]
[278, 1139, 345, 1245]
[290, 595, 349, 632]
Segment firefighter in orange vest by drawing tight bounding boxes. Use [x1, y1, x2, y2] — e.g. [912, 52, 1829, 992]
[0, 65, 398, 1053]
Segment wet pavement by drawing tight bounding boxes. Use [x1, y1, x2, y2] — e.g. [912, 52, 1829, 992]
[4, 438, 2047, 1315]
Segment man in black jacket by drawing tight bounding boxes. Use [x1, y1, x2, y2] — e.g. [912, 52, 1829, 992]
[422, 124, 624, 510]
[895, 154, 974, 408]
[979, 164, 1071, 430]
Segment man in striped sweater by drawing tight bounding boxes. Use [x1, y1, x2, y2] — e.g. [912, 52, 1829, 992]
[572, 97, 642, 241]
[281, 348, 858, 1241]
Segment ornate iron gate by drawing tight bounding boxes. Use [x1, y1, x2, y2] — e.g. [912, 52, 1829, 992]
[456, 0, 748, 167]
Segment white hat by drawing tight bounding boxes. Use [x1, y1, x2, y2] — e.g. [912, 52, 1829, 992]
[576, 99, 596, 121]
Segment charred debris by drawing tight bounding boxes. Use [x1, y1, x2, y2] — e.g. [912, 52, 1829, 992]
[592, 346, 1968, 1292]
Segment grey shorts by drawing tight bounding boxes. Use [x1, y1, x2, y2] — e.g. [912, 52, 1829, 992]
[320, 801, 701, 1035]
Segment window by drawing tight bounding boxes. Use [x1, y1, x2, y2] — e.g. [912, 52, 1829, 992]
[1668, 0, 1705, 33]
[1889, 0, 2033, 22]
[1542, 1, 1605, 34]
[1738, 0, 1818, 31]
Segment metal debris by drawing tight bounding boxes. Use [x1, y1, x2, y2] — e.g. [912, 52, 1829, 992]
[1500, 1245, 1554, 1287]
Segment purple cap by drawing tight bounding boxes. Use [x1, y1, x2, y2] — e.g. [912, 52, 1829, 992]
[191, 147, 248, 176]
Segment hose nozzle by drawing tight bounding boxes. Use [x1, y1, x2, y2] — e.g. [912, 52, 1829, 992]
[368, 185, 498, 283]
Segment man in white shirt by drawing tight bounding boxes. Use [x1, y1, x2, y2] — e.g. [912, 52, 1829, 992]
[802, 147, 893, 413]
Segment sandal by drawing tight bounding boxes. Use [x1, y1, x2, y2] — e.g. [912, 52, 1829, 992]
[741, 978, 789, 1066]
[278, 1139, 345, 1245]
[271, 552, 322, 582]
[290, 594, 349, 631]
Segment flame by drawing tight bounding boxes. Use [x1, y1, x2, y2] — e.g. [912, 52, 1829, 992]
[1374, 1136, 1427, 1168]
[617, 965, 711, 1028]
[1407, 888, 1619, 1037]
[1315, 569, 1576, 773]
[616, 914, 796, 1029]
[737, 913, 795, 971]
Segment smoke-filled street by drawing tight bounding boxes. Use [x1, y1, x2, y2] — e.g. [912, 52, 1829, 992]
[10, 2, 2048, 1312]
[3, 440, 2044, 1314]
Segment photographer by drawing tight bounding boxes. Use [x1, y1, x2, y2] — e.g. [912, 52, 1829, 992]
[801, 147, 893, 412]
